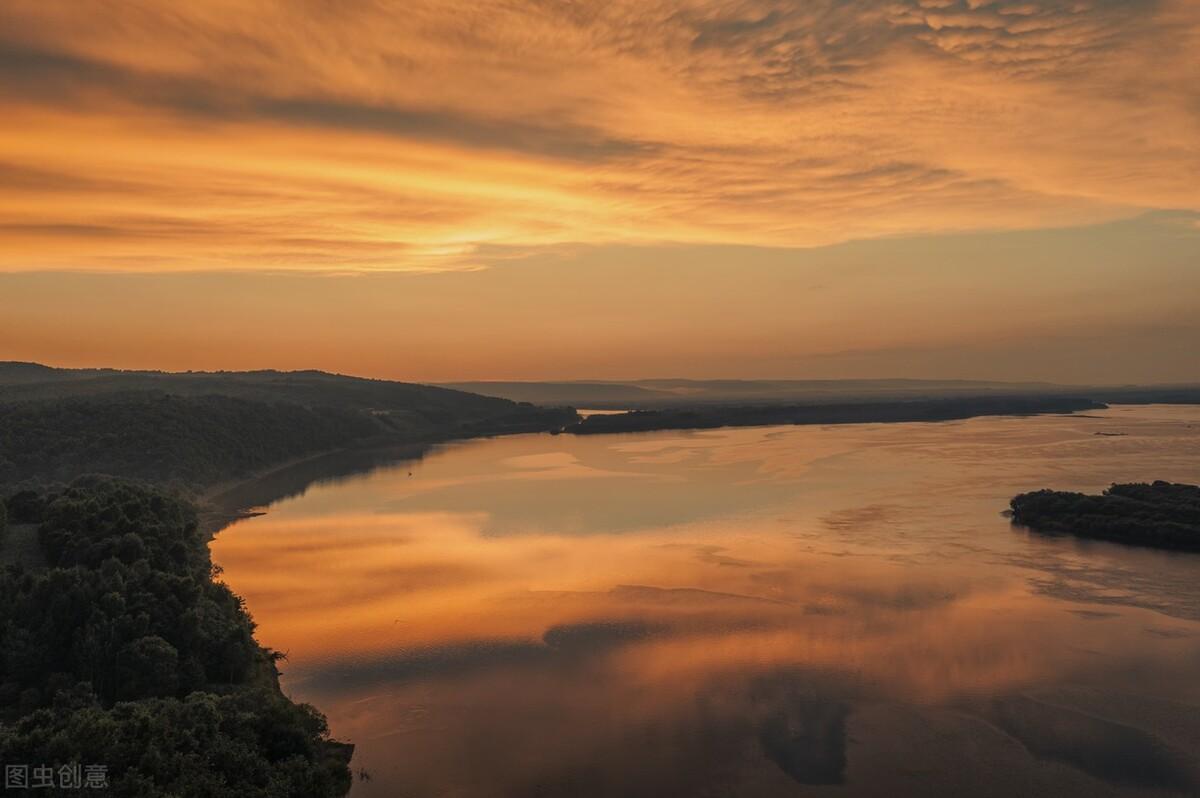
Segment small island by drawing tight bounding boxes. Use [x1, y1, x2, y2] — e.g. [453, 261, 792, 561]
[1010, 481, 1200, 551]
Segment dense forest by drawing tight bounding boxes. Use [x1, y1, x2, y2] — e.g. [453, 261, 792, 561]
[566, 396, 1106, 434]
[2, 362, 1186, 794]
[0, 363, 534, 420]
[1010, 481, 1200, 551]
[0, 364, 578, 796]
[0, 394, 381, 490]
[0, 365, 577, 492]
[0, 478, 352, 795]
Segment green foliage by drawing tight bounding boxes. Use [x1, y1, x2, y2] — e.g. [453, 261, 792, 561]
[1010, 481, 1200, 550]
[2, 690, 351, 797]
[0, 479, 351, 796]
[38, 478, 200, 571]
[0, 388, 576, 492]
[0, 364, 519, 420]
[4, 489, 49, 524]
[0, 367, 582, 796]
[0, 393, 383, 490]
[0, 479, 257, 707]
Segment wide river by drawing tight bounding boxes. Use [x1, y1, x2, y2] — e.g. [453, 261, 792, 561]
[211, 405, 1200, 797]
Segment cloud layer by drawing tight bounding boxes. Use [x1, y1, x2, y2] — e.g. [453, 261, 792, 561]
[1, 0, 1197, 272]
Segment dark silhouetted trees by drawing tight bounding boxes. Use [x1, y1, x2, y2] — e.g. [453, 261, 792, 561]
[567, 396, 1106, 435]
[0, 390, 577, 491]
[0, 478, 352, 796]
[1010, 481, 1200, 551]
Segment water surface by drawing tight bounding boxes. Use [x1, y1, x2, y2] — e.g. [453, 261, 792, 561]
[211, 405, 1200, 797]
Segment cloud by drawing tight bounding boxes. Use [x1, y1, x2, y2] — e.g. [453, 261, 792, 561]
[1, 211, 1197, 381]
[0, 39, 655, 163]
[0, 0, 1195, 272]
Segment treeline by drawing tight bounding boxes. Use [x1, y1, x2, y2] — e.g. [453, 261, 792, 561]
[0, 478, 352, 796]
[0, 391, 577, 492]
[0, 364, 530, 418]
[566, 396, 1106, 435]
[0, 393, 380, 491]
[0, 368, 579, 795]
[0, 364, 578, 437]
[1010, 481, 1200, 551]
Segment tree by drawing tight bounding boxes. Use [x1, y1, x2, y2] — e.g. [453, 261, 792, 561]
[117, 636, 180, 699]
[0, 480, 353, 795]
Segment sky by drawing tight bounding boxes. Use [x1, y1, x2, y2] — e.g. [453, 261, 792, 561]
[0, 0, 1197, 382]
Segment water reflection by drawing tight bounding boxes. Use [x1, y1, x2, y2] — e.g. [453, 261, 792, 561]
[210, 406, 1200, 796]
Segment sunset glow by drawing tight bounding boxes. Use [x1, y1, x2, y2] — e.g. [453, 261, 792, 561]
[1, 0, 1198, 379]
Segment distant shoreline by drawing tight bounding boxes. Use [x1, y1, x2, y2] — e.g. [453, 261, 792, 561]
[199, 396, 1147, 538]
[198, 440, 426, 540]
[564, 395, 1107, 435]
[198, 423, 567, 540]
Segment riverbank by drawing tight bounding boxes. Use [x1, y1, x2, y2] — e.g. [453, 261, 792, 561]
[0, 478, 356, 796]
[197, 425, 568, 540]
[565, 395, 1106, 435]
[205, 403, 1200, 797]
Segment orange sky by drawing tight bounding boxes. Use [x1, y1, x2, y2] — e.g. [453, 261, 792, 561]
[1, 1, 1197, 381]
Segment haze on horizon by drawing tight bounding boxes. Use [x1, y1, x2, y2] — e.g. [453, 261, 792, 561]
[0, 0, 1197, 383]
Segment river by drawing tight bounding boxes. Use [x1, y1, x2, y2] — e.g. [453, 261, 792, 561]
[210, 404, 1200, 797]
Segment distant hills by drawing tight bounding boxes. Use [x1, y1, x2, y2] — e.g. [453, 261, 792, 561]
[0, 363, 576, 491]
[3, 363, 1197, 490]
[441, 378, 1200, 409]
[1, 363, 528, 420]
[11, 366, 1194, 413]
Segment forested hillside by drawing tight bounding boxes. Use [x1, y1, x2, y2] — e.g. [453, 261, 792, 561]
[0, 364, 577, 492]
[0, 364, 577, 796]
[0, 478, 352, 796]
[0, 363, 532, 423]
[0, 394, 380, 489]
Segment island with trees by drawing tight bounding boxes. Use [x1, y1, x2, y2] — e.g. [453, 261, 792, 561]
[1010, 481, 1200, 551]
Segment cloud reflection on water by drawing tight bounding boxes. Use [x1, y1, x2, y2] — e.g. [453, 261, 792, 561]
[211, 407, 1200, 796]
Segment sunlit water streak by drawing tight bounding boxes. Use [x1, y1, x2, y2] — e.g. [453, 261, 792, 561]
[211, 405, 1200, 797]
